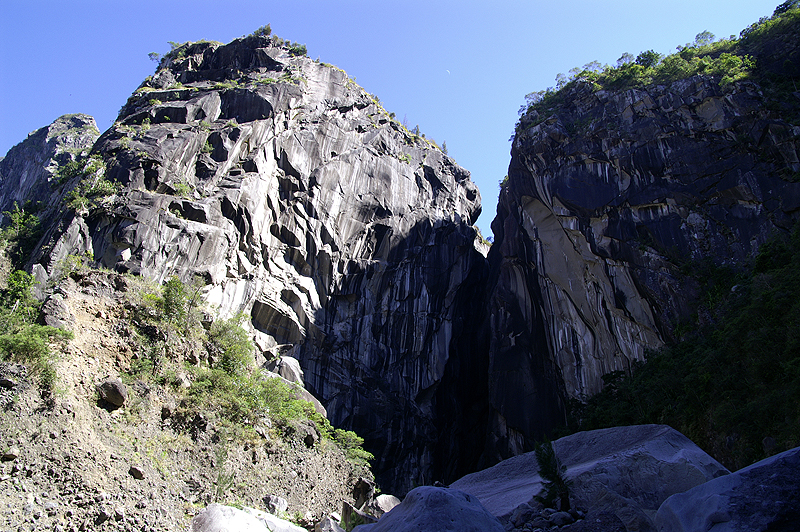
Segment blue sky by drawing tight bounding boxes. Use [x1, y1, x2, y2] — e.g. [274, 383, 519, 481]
[0, 0, 780, 237]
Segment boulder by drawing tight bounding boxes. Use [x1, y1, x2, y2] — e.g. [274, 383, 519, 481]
[192, 504, 306, 532]
[357, 486, 504, 532]
[275, 356, 304, 385]
[315, 516, 346, 532]
[451, 425, 728, 530]
[368, 494, 401, 517]
[655, 446, 800, 532]
[96, 379, 127, 408]
[264, 494, 288, 515]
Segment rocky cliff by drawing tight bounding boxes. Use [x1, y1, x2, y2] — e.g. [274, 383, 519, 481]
[485, 20, 800, 460]
[0, 35, 488, 493]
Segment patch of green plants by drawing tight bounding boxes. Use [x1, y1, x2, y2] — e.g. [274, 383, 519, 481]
[1, 203, 42, 269]
[124, 276, 374, 466]
[0, 270, 72, 390]
[533, 440, 572, 511]
[249, 24, 272, 38]
[173, 181, 193, 198]
[64, 155, 118, 212]
[567, 222, 800, 471]
[516, 5, 800, 135]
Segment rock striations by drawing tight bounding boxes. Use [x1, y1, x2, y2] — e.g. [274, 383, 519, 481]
[5, 17, 800, 502]
[487, 73, 800, 458]
[0, 36, 488, 493]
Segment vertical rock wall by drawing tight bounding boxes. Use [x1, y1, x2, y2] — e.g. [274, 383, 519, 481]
[486, 75, 800, 461]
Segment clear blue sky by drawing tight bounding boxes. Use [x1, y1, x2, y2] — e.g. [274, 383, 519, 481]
[0, 0, 780, 238]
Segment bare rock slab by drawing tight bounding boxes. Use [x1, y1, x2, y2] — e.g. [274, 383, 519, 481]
[655, 445, 800, 532]
[451, 425, 728, 529]
[192, 503, 306, 532]
[355, 486, 504, 532]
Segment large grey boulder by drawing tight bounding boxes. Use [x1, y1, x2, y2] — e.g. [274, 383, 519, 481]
[655, 446, 800, 532]
[192, 503, 306, 532]
[355, 486, 504, 532]
[452, 425, 728, 530]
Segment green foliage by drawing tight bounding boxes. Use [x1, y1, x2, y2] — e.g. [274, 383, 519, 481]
[499, 175, 509, 189]
[250, 24, 272, 37]
[571, 224, 800, 471]
[533, 440, 571, 511]
[208, 313, 253, 377]
[514, 6, 800, 131]
[160, 276, 188, 324]
[0, 270, 72, 390]
[124, 276, 373, 465]
[57, 159, 85, 184]
[288, 43, 307, 57]
[172, 181, 193, 198]
[333, 428, 374, 466]
[1, 203, 42, 268]
[65, 158, 118, 212]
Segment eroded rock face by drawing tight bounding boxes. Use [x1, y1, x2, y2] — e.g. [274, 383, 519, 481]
[486, 76, 800, 459]
[0, 113, 99, 217]
[7, 36, 487, 493]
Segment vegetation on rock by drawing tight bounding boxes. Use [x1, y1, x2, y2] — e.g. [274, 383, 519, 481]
[516, 1, 800, 131]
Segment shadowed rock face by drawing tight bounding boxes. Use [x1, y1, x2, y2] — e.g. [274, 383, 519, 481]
[0, 36, 488, 494]
[486, 75, 800, 460]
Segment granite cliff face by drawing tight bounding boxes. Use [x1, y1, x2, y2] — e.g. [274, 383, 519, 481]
[486, 73, 800, 458]
[1, 36, 488, 493]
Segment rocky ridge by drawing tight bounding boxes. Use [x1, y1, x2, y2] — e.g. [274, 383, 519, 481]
[1, 34, 488, 494]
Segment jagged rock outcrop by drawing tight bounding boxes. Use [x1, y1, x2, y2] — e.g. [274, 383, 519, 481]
[485, 73, 800, 459]
[1, 36, 488, 493]
[0, 113, 99, 216]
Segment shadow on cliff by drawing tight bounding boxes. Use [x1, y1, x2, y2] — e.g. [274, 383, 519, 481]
[297, 217, 492, 495]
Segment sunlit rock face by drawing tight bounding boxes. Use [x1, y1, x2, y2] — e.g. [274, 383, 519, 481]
[7, 36, 489, 494]
[487, 75, 800, 461]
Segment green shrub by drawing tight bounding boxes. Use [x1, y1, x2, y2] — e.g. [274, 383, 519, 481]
[1, 203, 42, 268]
[208, 313, 253, 377]
[533, 440, 572, 511]
[0, 270, 72, 389]
[160, 276, 188, 324]
[250, 24, 272, 37]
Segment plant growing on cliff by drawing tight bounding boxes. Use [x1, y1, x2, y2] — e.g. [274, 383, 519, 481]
[533, 440, 571, 511]
[1, 203, 42, 269]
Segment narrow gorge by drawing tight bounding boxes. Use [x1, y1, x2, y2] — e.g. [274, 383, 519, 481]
[1, 6, 800, 531]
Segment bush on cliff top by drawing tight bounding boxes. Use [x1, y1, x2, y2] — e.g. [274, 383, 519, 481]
[518, 2, 799, 128]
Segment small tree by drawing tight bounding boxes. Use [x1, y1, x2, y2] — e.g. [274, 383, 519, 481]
[636, 50, 662, 68]
[534, 440, 572, 511]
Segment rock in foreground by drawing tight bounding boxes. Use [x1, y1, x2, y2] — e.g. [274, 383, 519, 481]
[192, 503, 306, 532]
[452, 425, 728, 530]
[354, 486, 504, 532]
[655, 445, 800, 532]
